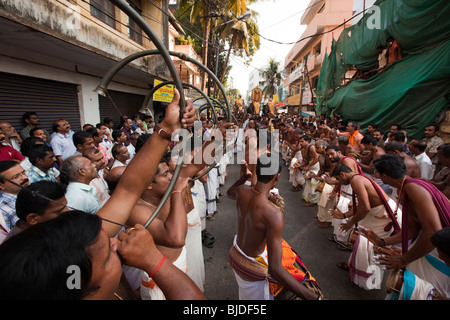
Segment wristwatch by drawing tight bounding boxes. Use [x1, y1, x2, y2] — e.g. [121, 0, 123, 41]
[154, 125, 171, 141]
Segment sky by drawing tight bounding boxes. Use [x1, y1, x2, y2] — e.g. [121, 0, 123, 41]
[228, 0, 311, 94]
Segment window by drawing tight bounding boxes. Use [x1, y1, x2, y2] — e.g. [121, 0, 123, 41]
[303, 52, 310, 64]
[315, 42, 321, 56]
[90, 0, 116, 29]
[311, 76, 319, 89]
[128, 0, 143, 45]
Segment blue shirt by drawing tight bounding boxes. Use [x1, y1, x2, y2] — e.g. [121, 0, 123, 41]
[28, 165, 59, 184]
[50, 132, 76, 160]
[0, 191, 18, 230]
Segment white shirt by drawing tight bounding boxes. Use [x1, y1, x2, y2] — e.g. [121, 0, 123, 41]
[414, 152, 433, 180]
[111, 159, 127, 169]
[65, 182, 101, 214]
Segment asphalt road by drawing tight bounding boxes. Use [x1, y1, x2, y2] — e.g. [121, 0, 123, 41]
[201, 159, 388, 300]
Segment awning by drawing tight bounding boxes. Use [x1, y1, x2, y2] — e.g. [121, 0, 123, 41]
[302, 111, 315, 117]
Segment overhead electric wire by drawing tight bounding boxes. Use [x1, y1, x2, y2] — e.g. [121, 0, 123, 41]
[227, 0, 387, 46]
[259, 0, 323, 31]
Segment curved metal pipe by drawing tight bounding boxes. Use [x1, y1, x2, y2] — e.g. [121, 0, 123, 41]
[196, 98, 226, 117]
[99, 1, 231, 228]
[107, 1, 185, 113]
[94, 49, 232, 123]
[107, 1, 186, 229]
[197, 97, 239, 125]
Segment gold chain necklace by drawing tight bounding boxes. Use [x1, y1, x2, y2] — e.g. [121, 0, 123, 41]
[139, 197, 156, 208]
[251, 187, 269, 197]
[251, 187, 282, 211]
[394, 176, 408, 216]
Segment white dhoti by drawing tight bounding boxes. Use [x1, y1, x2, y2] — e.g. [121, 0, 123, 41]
[230, 236, 274, 300]
[398, 269, 435, 300]
[140, 246, 187, 300]
[348, 198, 402, 290]
[349, 235, 382, 290]
[235, 129, 244, 154]
[191, 179, 207, 231]
[218, 154, 228, 185]
[332, 189, 352, 246]
[302, 162, 320, 204]
[204, 167, 218, 215]
[281, 146, 290, 163]
[185, 208, 205, 292]
[403, 247, 450, 299]
[289, 151, 304, 187]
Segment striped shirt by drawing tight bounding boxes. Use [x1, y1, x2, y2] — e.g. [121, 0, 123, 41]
[0, 191, 18, 230]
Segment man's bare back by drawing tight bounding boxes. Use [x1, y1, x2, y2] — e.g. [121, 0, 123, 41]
[235, 185, 282, 258]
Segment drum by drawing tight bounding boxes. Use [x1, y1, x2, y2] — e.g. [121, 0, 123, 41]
[316, 181, 325, 192]
[386, 269, 404, 294]
[373, 245, 402, 256]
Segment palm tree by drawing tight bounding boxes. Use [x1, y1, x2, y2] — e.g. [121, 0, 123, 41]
[217, 10, 260, 85]
[177, 0, 262, 93]
[177, 0, 215, 91]
[259, 57, 283, 101]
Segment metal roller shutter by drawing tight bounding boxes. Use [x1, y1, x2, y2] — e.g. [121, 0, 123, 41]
[98, 90, 145, 129]
[0, 72, 81, 136]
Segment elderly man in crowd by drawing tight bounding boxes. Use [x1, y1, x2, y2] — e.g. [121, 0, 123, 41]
[0, 89, 204, 300]
[60, 155, 101, 214]
[0, 121, 22, 152]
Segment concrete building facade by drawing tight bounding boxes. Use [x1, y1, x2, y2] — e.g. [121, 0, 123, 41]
[0, 0, 201, 134]
[283, 0, 353, 115]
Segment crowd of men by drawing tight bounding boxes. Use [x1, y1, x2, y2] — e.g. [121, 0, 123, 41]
[270, 112, 449, 299]
[0, 92, 449, 300]
[223, 107, 449, 300]
[0, 93, 210, 299]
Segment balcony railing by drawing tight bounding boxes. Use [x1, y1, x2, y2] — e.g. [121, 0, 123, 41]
[288, 64, 304, 84]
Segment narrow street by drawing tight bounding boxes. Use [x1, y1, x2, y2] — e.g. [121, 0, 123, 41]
[202, 160, 387, 300]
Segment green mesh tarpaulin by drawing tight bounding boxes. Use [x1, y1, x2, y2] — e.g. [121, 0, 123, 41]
[316, 0, 450, 138]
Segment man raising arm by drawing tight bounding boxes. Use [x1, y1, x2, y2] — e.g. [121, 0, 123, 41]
[228, 153, 322, 300]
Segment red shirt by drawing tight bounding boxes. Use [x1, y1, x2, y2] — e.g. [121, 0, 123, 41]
[0, 144, 24, 161]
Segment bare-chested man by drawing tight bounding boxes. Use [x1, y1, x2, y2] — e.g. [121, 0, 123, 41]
[384, 141, 421, 178]
[227, 154, 322, 300]
[125, 158, 193, 300]
[298, 135, 320, 206]
[323, 145, 364, 246]
[329, 163, 401, 289]
[365, 154, 450, 298]
[324, 145, 362, 190]
[359, 135, 385, 175]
